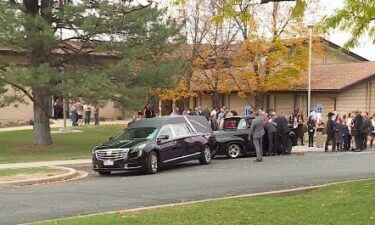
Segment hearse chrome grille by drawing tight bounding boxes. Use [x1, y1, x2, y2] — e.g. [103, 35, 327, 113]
[95, 149, 129, 160]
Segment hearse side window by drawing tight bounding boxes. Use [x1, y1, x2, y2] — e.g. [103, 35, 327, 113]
[238, 119, 248, 130]
[170, 124, 191, 137]
[158, 125, 173, 139]
[185, 124, 195, 134]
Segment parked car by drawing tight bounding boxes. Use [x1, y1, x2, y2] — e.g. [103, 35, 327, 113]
[214, 116, 297, 158]
[92, 116, 217, 175]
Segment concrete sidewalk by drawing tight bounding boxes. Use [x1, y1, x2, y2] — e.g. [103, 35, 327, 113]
[0, 119, 130, 132]
[0, 159, 91, 169]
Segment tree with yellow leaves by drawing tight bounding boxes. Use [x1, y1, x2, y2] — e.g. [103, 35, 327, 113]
[216, 0, 323, 109]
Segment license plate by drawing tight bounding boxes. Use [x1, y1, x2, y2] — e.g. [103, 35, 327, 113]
[103, 160, 114, 166]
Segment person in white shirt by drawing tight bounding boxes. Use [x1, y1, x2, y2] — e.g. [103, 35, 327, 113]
[83, 104, 92, 125]
[210, 108, 217, 120]
[309, 109, 317, 121]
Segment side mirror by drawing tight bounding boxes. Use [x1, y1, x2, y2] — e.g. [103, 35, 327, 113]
[157, 135, 169, 143]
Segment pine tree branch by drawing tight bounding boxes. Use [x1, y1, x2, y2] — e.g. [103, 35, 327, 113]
[117, 0, 154, 15]
[9, 0, 24, 11]
[0, 72, 34, 102]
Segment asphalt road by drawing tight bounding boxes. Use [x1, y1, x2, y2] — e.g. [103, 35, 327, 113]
[1, 149, 375, 225]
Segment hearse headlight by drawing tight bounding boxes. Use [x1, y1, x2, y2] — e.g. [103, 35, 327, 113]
[130, 143, 147, 157]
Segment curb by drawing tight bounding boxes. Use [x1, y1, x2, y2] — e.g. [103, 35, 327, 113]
[0, 166, 85, 188]
[26, 177, 375, 224]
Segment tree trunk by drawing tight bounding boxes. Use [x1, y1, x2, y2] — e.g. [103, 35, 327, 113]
[255, 92, 265, 111]
[33, 88, 53, 145]
[212, 92, 220, 108]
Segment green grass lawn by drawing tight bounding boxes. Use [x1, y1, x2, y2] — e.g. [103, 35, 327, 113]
[33, 179, 375, 225]
[0, 167, 64, 181]
[0, 125, 124, 163]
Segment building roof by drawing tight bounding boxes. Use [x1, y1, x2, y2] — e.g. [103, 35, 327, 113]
[306, 62, 375, 91]
[322, 38, 369, 62]
[190, 62, 375, 93]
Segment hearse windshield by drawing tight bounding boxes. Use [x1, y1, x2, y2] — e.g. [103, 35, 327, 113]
[112, 127, 159, 143]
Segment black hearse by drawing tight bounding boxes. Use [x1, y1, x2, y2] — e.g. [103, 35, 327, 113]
[92, 116, 217, 175]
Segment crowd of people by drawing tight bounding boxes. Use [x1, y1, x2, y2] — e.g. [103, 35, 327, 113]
[306, 110, 375, 152]
[70, 102, 100, 126]
[249, 109, 375, 162]
[161, 105, 375, 162]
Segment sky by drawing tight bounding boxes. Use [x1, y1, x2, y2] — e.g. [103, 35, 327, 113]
[318, 0, 375, 61]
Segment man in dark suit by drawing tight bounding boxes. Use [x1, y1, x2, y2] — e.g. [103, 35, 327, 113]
[249, 110, 265, 162]
[265, 117, 278, 156]
[325, 112, 336, 152]
[274, 112, 290, 155]
[352, 110, 364, 151]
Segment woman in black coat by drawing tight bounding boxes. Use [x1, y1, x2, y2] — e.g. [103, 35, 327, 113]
[325, 112, 336, 152]
[307, 116, 315, 147]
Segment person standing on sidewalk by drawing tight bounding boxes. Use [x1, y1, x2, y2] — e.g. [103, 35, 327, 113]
[296, 111, 304, 145]
[325, 112, 336, 152]
[307, 116, 315, 147]
[83, 104, 92, 125]
[316, 120, 324, 148]
[94, 105, 100, 125]
[347, 112, 356, 150]
[361, 112, 371, 150]
[70, 103, 78, 126]
[265, 114, 278, 156]
[369, 114, 375, 148]
[249, 110, 265, 162]
[274, 112, 290, 155]
[352, 110, 363, 151]
[340, 115, 350, 151]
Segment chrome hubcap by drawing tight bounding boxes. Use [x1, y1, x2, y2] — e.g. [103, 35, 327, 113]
[228, 144, 240, 157]
[151, 154, 158, 172]
[204, 147, 211, 162]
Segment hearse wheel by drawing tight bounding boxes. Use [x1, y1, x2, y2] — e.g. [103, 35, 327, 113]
[98, 171, 111, 176]
[199, 145, 212, 165]
[147, 151, 158, 174]
[226, 143, 241, 158]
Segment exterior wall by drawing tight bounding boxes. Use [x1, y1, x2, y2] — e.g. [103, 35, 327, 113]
[274, 93, 294, 115]
[0, 102, 33, 124]
[313, 46, 362, 64]
[0, 85, 34, 124]
[99, 101, 123, 119]
[227, 93, 255, 115]
[371, 81, 375, 116]
[199, 94, 213, 109]
[336, 83, 367, 114]
[311, 93, 337, 115]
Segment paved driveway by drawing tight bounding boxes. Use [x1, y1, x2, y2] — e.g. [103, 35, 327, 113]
[1, 150, 375, 225]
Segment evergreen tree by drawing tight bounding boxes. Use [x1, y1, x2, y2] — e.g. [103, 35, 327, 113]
[0, 0, 185, 145]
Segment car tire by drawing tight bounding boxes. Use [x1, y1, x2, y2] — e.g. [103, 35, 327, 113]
[287, 138, 293, 153]
[146, 151, 158, 174]
[199, 145, 212, 165]
[226, 143, 241, 159]
[98, 171, 111, 176]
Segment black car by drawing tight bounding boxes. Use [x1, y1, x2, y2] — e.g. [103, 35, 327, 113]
[214, 116, 297, 158]
[92, 116, 217, 175]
